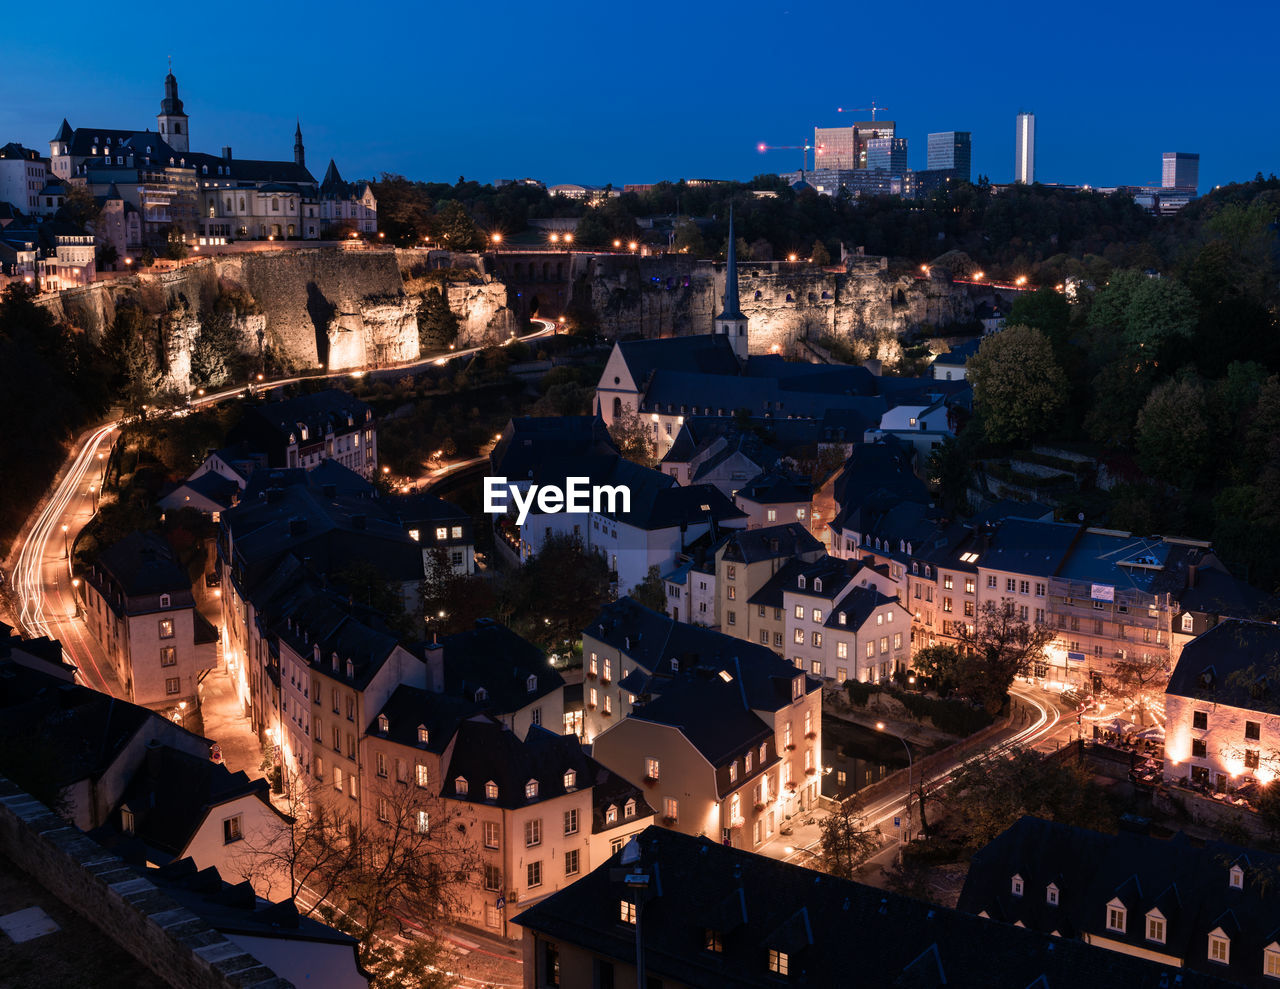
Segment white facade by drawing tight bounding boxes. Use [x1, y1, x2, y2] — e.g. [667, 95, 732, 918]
[1164, 695, 1280, 789]
[0, 151, 46, 212]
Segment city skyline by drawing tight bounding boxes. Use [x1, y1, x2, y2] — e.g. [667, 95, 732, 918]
[2, 0, 1276, 193]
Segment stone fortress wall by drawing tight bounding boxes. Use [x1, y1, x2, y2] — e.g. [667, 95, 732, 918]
[37, 246, 974, 392]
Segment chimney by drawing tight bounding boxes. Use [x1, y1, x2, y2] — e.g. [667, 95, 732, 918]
[222, 147, 232, 161]
[423, 639, 444, 692]
[1187, 563, 1198, 589]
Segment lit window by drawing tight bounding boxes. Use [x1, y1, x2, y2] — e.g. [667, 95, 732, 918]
[416, 810, 430, 834]
[620, 900, 637, 925]
[222, 815, 243, 844]
[525, 779, 539, 800]
[1147, 912, 1165, 944]
[416, 763, 429, 788]
[1107, 901, 1126, 933]
[1209, 932, 1230, 964]
[646, 757, 660, 781]
[564, 769, 577, 791]
[455, 777, 468, 797]
[769, 949, 789, 975]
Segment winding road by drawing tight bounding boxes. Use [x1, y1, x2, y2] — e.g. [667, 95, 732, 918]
[6, 320, 556, 684]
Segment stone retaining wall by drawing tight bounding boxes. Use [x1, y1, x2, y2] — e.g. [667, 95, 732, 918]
[0, 775, 291, 989]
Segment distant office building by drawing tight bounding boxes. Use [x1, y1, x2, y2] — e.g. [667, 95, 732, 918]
[783, 168, 914, 199]
[927, 131, 972, 181]
[866, 137, 908, 173]
[1162, 152, 1199, 191]
[815, 122, 896, 170]
[1015, 112, 1035, 184]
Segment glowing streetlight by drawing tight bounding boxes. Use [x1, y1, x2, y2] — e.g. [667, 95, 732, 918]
[71, 577, 81, 618]
[564, 233, 573, 245]
[613, 239, 622, 249]
[1015, 275, 1028, 286]
[920, 264, 929, 274]
[875, 721, 913, 853]
[491, 232, 503, 244]
[973, 271, 984, 281]
[628, 241, 638, 252]
[788, 253, 798, 262]
[62, 523, 69, 559]
[89, 483, 97, 513]
[549, 233, 559, 243]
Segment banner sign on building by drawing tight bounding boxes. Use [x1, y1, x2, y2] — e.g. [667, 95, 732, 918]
[1091, 584, 1115, 602]
[1067, 651, 1086, 663]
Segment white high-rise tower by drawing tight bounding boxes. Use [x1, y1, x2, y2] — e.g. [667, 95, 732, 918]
[1015, 112, 1035, 184]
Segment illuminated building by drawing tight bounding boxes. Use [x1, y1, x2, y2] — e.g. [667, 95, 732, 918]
[1015, 111, 1036, 184]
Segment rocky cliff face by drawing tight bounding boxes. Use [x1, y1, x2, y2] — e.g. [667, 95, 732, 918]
[574, 255, 973, 353]
[36, 247, 517, 390]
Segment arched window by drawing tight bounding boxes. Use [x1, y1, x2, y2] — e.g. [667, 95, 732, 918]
[612, 396, 623, 418]
[271, 197, 280, 212]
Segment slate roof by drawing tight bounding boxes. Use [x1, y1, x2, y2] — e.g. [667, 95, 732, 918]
[1166, 619, 1280, 714]
[273, 588, 407, 692]
[825, 584, 901, 630]
[735, 468, 813, 506]
[229, 389, 373, 455]
[583, 597, 812, 714]
[959, 815, 1280, 986]
[0, 661, 209, 791]
[431, 619, 564, 714]
[442, 720, 652, 829]
[92, 531, 196, 613]
[491, 415, 618, 481]
[368, 683, 479, 753]
[514, 825, 1229, 988]
[628, 668, 777, 767]
[147, 859, 358, 948]
[720, 522, 823, 564]
[1178, 565, 1275, 621]
[749, 555, 874, 609]
[980, 518, 1080, 577]
[110, 745, 273, 858]
[933, 338, 981, 367]
[186, 151, 315, 186]
[615, 335, 742, 384]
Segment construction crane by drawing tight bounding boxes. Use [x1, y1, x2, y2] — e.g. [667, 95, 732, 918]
[836, 101, 889, 121]
[757, 140, 826, 172]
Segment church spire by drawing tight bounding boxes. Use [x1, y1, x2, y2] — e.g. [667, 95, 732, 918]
[717, 205, 745, 321]
[294, 119, 305, 167]
[713, 205, 749, 362]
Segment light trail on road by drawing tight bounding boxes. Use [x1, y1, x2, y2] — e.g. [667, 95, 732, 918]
[8, 321, 555, 686]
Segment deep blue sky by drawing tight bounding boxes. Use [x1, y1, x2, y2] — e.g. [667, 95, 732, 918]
[4, 1, 1276, 193]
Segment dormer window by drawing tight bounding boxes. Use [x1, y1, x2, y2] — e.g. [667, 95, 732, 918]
[671, 658, 679, 672]
[377, 714, 389, 734]
[159, 593, 171, 608]
[1106, 898, 1127, 933]
[564, 769, 577, 791]
[345, 659, 355, 679]
[121, 808, 135, 834]
[1146, 909, 1166, 944]
[814, 578, 822, 593]
[838, 612, 846, 625]
[525, 779, 539, 799]
[527, 674, 538, 693]
[485, 780, 498, 801]
[455, 777, 468, 797]
[606, 804, 618, 823]
[625, 798, 636, 818]
[1230, 865, 1244, 889]
[475, 687, 488, 702]
[1011, 874, 1024, 897]
[798, 575, 806, 590]
[331, 652, 339, 672]
[1046, 883, 1058, 905]
[1208, 929, 1230, 964]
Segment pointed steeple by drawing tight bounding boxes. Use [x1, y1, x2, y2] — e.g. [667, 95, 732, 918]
[52, 119, 73, 143]
[717, 206, 745, 321]
[321, 158, 343, 189]
[294, 119, 305, 168]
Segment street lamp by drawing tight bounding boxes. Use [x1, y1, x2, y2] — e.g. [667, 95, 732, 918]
[71, 577, 81, 618]
[613, 239, 622, 249]
[61, 523, 69, 559]
[490, 232, 502, 254]
[178, 700, 187, 727]
[628, 241, 638, 252]
[875, 721, 913, 854]
[89, 483, 97, 513]
[563, 232, 573, 246]
[97, 451, 105, 485]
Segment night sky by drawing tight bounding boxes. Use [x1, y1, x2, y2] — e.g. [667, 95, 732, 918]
[5, 0, 1276, 192]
